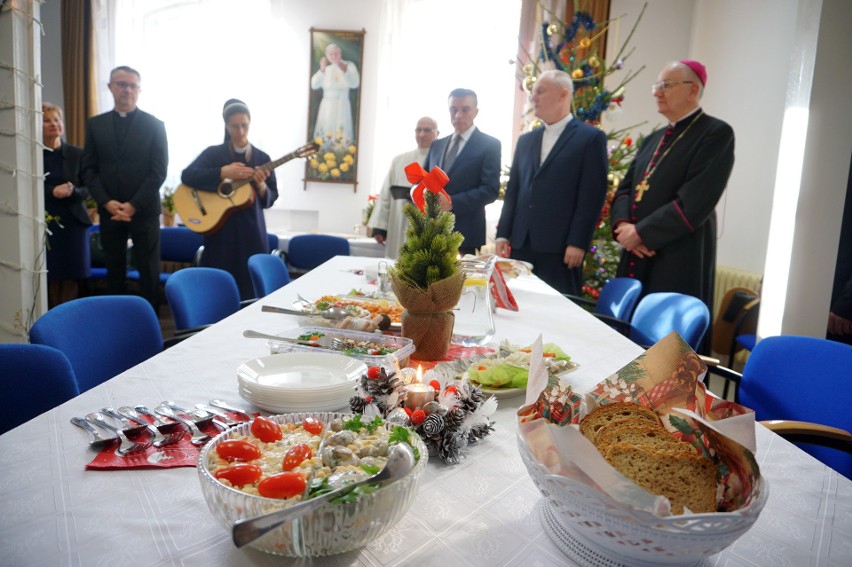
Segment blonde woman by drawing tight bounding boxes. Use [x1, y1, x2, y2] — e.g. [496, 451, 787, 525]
[43, 103, 91, 307]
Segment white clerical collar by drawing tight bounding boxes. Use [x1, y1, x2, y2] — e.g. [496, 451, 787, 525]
[115, 108, 136, 118]
[233, 143, 249, 154]
[544, 113, 572, 132]
[669, 106, 701, 127]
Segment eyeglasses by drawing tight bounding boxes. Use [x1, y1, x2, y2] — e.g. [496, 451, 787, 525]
[651, 80, 694, 93]
[415, 128, 435, 133]
[111, 81, 140, 91]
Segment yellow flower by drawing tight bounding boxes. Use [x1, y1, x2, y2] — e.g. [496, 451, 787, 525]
[323, 152, 335, 161]
[309, 159, 319, 168]
[318, 163, 329, 173]
[330, 168, 341, 178]
[325, 131, 333, 138]
[343, 155, 354, 164]
[325, 158, 337, 168]
[348, 145, 357, 154]
[314, 137, 323, 146]
[340, 163, 350, 172]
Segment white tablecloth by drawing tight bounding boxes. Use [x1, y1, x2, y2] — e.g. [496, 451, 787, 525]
[1, 256, 850, 566]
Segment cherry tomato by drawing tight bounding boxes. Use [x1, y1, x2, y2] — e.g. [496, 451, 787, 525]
[366, 366, 381, 380]
[282, 443, 312, 471]
[213, 463, 262, 487]
[250, 416, 283, 443]
[216, 439, 262, 462]
[302, 417, 323, 435]
[257, 471, 307, 499]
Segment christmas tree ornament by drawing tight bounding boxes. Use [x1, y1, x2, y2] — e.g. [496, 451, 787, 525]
[522, 75, 537, 92]
[546, 23, 558, 36]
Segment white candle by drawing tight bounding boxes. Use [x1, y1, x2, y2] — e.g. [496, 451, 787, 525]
[405, 365, 435, 409]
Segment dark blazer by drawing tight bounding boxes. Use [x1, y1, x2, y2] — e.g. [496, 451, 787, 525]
[497, 119, 608, 254]
[45, 143, 91, 226]
[424, 127, 500, 249]
[81, 109, 169, 219]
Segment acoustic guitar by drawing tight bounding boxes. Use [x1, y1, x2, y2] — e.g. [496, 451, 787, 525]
[174, 142, 319, 234]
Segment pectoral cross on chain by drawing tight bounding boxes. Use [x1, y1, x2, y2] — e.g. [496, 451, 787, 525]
[634, 179, 649, 202]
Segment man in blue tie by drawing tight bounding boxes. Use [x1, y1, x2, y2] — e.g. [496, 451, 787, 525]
[496, 70, 608, 295]
[424, 88, 501, 255]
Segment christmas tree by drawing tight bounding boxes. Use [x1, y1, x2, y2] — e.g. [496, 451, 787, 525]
[517, 2, 647, 299]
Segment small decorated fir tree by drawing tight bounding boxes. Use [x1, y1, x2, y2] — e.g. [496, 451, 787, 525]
[393, 191, 464, 291]
[390, 189, 465, 360]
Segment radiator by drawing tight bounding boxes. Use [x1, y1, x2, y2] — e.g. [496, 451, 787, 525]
[713, 265, 763, 319]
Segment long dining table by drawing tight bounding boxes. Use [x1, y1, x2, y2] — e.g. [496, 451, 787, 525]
[1, 255, 849, 566]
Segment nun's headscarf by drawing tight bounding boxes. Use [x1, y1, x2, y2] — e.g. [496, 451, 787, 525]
[222, 98, 250, 143]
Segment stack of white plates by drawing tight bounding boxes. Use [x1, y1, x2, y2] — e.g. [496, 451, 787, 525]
[237, 352, 366, 413]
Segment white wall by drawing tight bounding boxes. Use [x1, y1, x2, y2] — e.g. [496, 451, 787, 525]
[691, 0, 799, 274]
[41, 0, 63, 109]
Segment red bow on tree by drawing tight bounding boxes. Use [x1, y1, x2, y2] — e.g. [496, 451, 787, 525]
[405, 162, 452, 212]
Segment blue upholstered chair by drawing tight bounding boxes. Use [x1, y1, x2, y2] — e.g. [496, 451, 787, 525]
[566, 277, 643, 323]
[0, 344, 80, 434]
[286, 234, 350, 275]
[165, 267, 241, 332]
[29, 295, 162, 393]
[267, 233, 281, 255]
[629, 292, 711, 351]
[706, 336, 852, 479]
[248, 253, 291, 298]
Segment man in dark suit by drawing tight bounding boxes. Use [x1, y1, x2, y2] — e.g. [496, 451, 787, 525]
[424, 88, 500, 255]
[82, 66, 168, 308]
[496, 70, 608, 295]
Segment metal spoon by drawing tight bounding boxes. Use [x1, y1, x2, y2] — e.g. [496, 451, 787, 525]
[208, 399, 253, 420]
[242, 329, 332, 347]
[195, 404, 241, 427]
[84, 412, 148, 455]
[231, 443, 416, 548]
[70, 416, 118, 450]
[261, 305, 350, 320]
[117, 406, 183, 447]
[153, 405, 210, 446]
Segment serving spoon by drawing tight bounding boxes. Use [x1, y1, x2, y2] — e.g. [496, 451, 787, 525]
[261, 305, 351, 320]
[231, 442, 416, 548]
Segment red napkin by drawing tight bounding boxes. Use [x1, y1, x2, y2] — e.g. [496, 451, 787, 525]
[490, 264, 518, 311]
[84, 414, 248, 470]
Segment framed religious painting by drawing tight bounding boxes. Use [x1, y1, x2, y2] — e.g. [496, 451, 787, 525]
[305, 28, 366, 190]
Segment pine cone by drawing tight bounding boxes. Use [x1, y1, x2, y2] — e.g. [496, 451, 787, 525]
[349, 395, 368, 414]
[467, 422, 494, 444]
[422, 413, 445, 436]
[444, 408, 465, 429]
[438, 430, 464, 465]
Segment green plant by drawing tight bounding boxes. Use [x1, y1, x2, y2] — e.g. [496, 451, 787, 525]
[392, 190, 463, 291]
[161, 186, 176, 213]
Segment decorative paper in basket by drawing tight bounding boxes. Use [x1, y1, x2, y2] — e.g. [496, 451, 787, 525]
[518, 331, 762, 514]
[412, 344, 495, 371]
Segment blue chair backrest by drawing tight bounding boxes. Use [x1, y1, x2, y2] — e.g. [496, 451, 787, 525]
[740, 336, 852, 478]
[29, 296, 162, 393]
[267, 233, 280, 254]
[629, 292, 710, 350]
[287, 234, 350, 270]
[596, 278, 643, 321]
[165, 267, 241, 330]
[160, 226, 204, 263]
[0, 344, 80, 434]
[248, 254, 291, 298]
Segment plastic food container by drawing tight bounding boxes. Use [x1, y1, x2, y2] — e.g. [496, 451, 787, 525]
[268, 326, 415, 368]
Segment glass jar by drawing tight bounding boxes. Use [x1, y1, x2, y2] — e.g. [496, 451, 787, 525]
[452, 255, 496, 346]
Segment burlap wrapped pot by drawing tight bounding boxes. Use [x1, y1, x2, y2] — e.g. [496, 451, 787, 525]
[391, 271, 465, 360]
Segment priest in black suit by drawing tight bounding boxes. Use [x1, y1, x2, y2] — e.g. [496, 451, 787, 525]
[495, 70, 608, 295]
[612, 60, 735, 341]
[82, 66, 169, 308]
